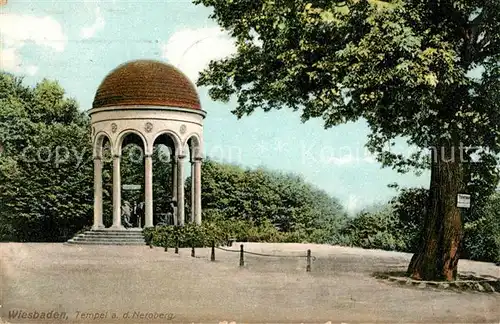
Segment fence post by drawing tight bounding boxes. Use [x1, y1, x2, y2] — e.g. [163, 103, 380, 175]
[191, 245, 195, 258]
[175, 237, 179, 254]
[239, 244, 244, 267]
[211, 241, 215, 262]
[164, 236, 168, 252]
[306, 249, 311, 272]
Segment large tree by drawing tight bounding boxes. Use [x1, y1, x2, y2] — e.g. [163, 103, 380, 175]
[0, 73, 93, 241]
[193, 0, 500, 280]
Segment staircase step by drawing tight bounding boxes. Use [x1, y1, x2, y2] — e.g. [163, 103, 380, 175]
[72, 237, 145, 242]
[67, 229, 147, 246]
[67, 240, 146, 246]
[75, 238, 145, 242]
[81, 230, 144, 233]
[80, 233, 145, 238]
[68, 239, 146, 244]
[90, 229, 143, 232]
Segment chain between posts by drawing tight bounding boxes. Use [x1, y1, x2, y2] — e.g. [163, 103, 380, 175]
[215, 246, 316, 260]
[158, 237, 316, 271]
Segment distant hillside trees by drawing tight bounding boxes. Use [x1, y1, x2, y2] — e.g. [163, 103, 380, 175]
[196, 159, 347, 231]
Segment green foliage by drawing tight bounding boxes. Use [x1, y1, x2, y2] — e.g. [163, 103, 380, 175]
[200, 159, 347, 232]
[194, 0, 500, 175]
[194, 0, 500, 274]
[144, 222, 225, 248]
[462, 193, 500, 262]
[390, 187, 428, 252]
[390, 187, 500, 262]
[344, 187, 500, 263]
[0, 73, 93, 242]
[145, 210, 343, 247]
[341, 205, 407, 251]
[151, 147, 174, 216]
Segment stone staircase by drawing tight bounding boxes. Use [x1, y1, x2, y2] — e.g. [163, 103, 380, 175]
[66, 228, 146, 245]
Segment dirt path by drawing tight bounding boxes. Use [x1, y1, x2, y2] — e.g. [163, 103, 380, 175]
[1, 243, 499, 323]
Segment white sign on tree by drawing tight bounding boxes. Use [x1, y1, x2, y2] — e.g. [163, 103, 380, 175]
[457, 194, 471, 208]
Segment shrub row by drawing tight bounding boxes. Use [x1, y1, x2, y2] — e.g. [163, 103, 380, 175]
[143, 218, 339, 248]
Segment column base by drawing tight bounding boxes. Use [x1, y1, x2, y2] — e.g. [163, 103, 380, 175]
[109, 225, 126, 230]
[92, 224, 105, 230]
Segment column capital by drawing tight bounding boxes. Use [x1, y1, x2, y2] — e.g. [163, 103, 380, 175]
[144, 154, 153, 158]
[190, 157, 203, 163]
[93, 156, 102, 161]
[177, 154, 187, 160]
[113, 154, 121, 159]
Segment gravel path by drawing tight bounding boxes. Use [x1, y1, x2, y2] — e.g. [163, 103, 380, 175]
[1, 242, 499, 323]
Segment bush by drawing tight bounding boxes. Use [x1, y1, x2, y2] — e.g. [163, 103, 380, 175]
[282, 228, 309, 243]
[340, 206, 406, 251]
[390, 187, 427, 253]
[144, 217, 339, 247]
[462, 194, 500, 263]
[143, 222, 226, 248]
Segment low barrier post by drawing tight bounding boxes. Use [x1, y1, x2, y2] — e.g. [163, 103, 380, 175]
[306, 249, 311, 272]
[239, 244, 244, 267]
[191, 244, 195, 258]
[211, 241, 215, 262]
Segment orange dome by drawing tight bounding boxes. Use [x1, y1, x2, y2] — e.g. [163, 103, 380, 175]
[92, 60, 201, 110]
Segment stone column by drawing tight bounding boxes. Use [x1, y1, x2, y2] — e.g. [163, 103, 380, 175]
[144, 154, 153, 228]
[111, 154, 123, 229]
[171, 155, 178, 226]
[190, 160, 195, 223]
[177, 155, 185, 226]
[93, 157, 104, 229]
[194, 157, 202, 225]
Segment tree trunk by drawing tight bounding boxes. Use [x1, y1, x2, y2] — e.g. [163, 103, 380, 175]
[407, 143, 465, 281]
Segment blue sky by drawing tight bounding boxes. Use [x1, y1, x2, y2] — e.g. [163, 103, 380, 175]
[0, 0, 430, 213]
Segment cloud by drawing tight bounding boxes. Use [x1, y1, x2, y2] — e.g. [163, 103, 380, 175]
[324, 148, 379, 165]
[80, 7, 105, 39]
[0, 13, 66, 51]
[328, 155, 354, 165]
[160, 27, 236, 82]
[0, 13, 66, 75]
[346, 195, 360, 215]
[25, 65, 39, 76]
[363, 154, 377, 163]
[0, 47, 20, 72]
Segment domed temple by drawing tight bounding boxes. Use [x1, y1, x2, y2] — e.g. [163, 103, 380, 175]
[69, 60, 206, 244]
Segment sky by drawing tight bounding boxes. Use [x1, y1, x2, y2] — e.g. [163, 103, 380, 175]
[0, 0, 430, 213]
